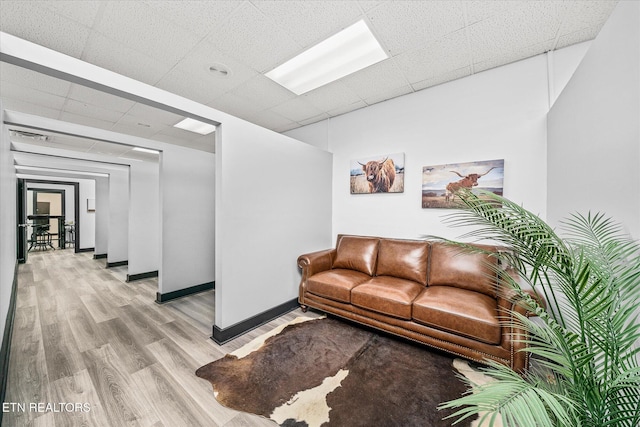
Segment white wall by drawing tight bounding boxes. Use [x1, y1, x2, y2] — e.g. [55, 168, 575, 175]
[288, 54, 552, 241]
[107, 169, 129, 264]
[159, 145, 215, 294]
[216, 120, 333, 328]
[77, 178, 96, 249]
[547, 1, 640, 239]
[128, 161, 159, 276]
[94, 177, 109, 255]
[0, 100, 16, 347]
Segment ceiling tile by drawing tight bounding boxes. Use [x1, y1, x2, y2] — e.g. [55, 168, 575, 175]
[557, 1, 618, 36]
[124, 103, 184, 128]
[298, 113, 330, 127]
[156, 67, 220, 105]
[555, 27, 601, 50]
[66, 83, 136, 114]
[207, 92, 267, 122]
[228, 74, 297, 111]
[358, 1, 386, 13]
[366, 1, 465, 55]
[247, 109, 296, 131]
[327, 100, 368, 118]
[411, 66, 472, 91]
[464, 1, 521, 25]
[40, 0, 102, 27]
[252, 1, 363, 47]
[206, 1, 301, 73]
[62, 98, 125, 124]
[473, 42, 549, 74]
[394, 29, 470, 84]
[269, 98, 324, 123]
[171, 40, 259, 98]
[143, 0, 240, 39]
[363, 84, 413, 107]
[468, 2, 561, 63]
[87, 141, 131, 157]
[109, 121, 169, 140]
[302, 81, 363, 112]
[340, 58, 411, 100]
[0, 63, 72, 97]
[58, 111, 118, 131]
[93, 1, 200, 66]
[81, 32, 175, 86]
[1, 98, 62, 120]
[0, 81, 67, 111]
[0, 1, 91, 58]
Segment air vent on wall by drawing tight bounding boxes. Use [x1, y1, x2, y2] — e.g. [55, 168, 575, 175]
[11, 130, 49, 141]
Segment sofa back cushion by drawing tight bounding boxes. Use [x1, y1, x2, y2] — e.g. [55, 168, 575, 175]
[333, 236, 380, 276]
[376, 239, 429, 285]
[428, 243, 498, 297]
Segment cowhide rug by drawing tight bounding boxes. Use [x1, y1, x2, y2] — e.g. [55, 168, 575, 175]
[196, 317, 485, 427]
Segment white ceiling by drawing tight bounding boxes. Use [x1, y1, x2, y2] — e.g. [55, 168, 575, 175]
[0, 0, 619, 154]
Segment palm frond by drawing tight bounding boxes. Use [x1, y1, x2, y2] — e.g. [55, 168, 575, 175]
[436, 190, 640, 427]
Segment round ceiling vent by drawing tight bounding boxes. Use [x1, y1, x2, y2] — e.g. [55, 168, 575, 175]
[209, 63, 230, 78]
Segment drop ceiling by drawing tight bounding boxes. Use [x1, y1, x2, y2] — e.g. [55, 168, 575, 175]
[0, 0, 619, 154]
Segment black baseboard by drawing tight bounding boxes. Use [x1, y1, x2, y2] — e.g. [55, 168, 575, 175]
[77, 247, 94, 253]
[93, 253, 107, 259]
[155, 281, 214, 304]
[212, 298, 299, 345]
[127, 270, 159, 282]
[0, 262, 19, 425]
[106, 260, 128, 268]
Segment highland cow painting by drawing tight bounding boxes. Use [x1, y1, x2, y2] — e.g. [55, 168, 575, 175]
[422, 159, 504, 208]
[351, 153, 405, 194]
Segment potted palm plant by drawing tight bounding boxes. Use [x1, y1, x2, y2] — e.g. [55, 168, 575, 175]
[437, 190, 640, 427]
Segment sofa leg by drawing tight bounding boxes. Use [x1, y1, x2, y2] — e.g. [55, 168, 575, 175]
[300, 305, 308, 312]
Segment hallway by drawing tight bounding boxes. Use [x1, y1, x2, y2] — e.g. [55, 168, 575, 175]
[3, 249, 302, 426]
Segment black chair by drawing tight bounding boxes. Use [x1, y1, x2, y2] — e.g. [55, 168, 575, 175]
[29, 222, 55, 251]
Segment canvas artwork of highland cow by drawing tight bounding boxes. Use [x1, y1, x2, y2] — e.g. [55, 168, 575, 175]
[350, 153, 405, 194]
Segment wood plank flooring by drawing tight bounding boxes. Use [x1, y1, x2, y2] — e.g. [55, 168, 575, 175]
[3, 249, 320, 427]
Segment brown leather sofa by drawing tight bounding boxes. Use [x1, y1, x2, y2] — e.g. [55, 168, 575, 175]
[298, 234, 535, 373]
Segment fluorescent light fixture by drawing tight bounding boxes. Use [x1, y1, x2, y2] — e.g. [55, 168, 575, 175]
[173, 118, 217, 135]
[265, 20, 389, 95]
[15, 165, 109, 177]
[132, 147, 160, 154]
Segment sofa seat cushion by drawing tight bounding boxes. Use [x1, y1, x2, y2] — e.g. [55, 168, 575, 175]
[307, 269, 371, 303]
[412, 286, 501, 345]
[351, 276, 424, 320]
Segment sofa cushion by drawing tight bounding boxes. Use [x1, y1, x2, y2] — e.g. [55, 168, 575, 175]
[307, 269, 371, 303]
[429, 243, 498, 297]
[351, 276, 424, 320]
[412, 286, 501, 345]
[333, 236, 380, 276]
[376, 239, 429, 285]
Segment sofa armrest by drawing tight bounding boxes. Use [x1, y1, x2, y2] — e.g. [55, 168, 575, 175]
[498, 268, 547, 316]
[298, 249, 336, 278]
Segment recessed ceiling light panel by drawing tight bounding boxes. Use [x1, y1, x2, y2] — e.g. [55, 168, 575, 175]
[132, 147, 160, 154]
[173, 118, 217, 135]
[265, 20, 389, 95]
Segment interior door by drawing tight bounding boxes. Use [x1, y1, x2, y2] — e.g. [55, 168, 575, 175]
[16, 179, 28, 263]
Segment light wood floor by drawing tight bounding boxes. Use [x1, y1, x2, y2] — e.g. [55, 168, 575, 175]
[3, 249, 318, 427]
